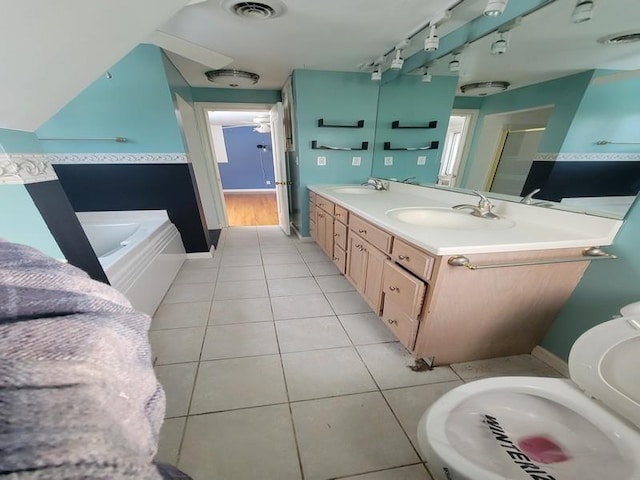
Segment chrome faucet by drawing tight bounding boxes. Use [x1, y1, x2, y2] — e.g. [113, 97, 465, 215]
[361, 178, 387, 190]
[453, 191, 500, 219]
[521, 188, 554, 207]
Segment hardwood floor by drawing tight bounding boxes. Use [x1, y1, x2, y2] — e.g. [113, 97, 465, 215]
[224, 191, 278, 226]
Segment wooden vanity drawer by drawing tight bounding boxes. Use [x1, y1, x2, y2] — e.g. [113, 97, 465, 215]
[333, 220, 348, 250]
[332, 244, 346, 274]
[350, 215, 392, 253]
[316, 196, 335, 215]
[334, 205, 349, 224]
[382, 260, 426, 319]
[392, 238, 435, 281]
[309, 191, 317, 204]
[381, 299, 418, 350]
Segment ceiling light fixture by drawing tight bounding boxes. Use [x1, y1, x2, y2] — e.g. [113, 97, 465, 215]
[449, 54, 460, 72]
[424, 24, 439, 52]
[460, 81, 510, 96]
[422, 67, 432, 83]
[371, 65, 382, 81]
[491, 33, 508, 55]
[484, 0, 508, 16]
[205, 69, 260, 87]
[390, 49, 404, 70]
[571, 0, 594, 23]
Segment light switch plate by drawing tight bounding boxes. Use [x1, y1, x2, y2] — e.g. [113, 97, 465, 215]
[352, 156, 361, 166]
[384, 156, 393, 166]
[417, 156, 427, 165]
[317, 156, 327, 166]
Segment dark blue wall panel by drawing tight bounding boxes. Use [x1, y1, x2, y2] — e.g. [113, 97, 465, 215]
[219, 126, 275, 190]
[53, 164, 210, 253]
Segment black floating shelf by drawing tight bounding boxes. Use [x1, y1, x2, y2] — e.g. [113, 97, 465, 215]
[383, 141, 439, 151]
[311, 140, 369, 151]
[392, 120, 438, 129]
[318, 118, 365, 128]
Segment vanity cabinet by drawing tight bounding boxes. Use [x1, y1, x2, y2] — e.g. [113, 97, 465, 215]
[308, 189, 591, 365]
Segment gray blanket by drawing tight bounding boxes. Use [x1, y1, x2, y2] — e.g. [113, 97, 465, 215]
[0, 241, 174, 478]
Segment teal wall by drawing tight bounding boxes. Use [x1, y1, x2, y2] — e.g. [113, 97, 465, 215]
[372, 75, 458, 182]
[0, 128, 63, 258]
[37, 44, 186, 153]
[191, 88, 281, 104]
[292, 70, 380, 235]
[542, 197, 640, 359]
[459, 71, 593, 186]
[561, 70, 640, 154]
[453, 96, 483, 109]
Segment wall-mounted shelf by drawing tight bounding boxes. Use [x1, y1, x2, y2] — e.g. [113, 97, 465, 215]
[392, 120, 437, 129]
[318, 119, 365, 128]
[311, 141, 369, 151]
[384, 141, 439, 151]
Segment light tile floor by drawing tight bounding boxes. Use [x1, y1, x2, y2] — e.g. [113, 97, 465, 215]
[150, 226, 564, 480]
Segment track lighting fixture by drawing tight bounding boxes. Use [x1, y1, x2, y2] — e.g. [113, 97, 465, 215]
[483, 0, 508, 17]
[572, 0, 594, 23]
[449, 54, 460, 72]
[491, 33, 508, 55]
[371, 65, 382, 81]
[390, 49, 404, 70]
[422, 68, 432, 83]
[424, 24, 439, 52]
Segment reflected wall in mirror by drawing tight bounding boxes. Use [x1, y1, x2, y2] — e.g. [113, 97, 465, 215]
[371, 0, 640, 219]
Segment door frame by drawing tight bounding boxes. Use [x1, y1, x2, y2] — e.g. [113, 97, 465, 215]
[194, 102, 276, 228]
[445, 109, 478, 188]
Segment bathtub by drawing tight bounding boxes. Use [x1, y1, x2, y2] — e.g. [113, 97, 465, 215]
[76, 210, 186, 315]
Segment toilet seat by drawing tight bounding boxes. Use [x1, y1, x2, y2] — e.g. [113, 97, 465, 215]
[418, 316, 640, 480]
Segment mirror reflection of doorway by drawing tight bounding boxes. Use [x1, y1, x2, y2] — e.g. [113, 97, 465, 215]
[487, 126, 546, 196]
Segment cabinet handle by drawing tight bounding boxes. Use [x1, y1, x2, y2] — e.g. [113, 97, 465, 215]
[334, 233, 340, 237]
[358, 229, 367, 234]
[336, 213, 342, 217]
[355, 244, 362, 248]
[318, 213, 324, 218]
[389, 286, 399, 292]
[398, 255, 409, 261]
[387, 318, 398, 325]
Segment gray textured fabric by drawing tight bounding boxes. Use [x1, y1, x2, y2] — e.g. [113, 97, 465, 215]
[0, 241, 172, 478]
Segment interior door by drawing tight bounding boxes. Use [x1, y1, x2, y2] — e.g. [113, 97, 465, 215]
[270, 102, 291, 235]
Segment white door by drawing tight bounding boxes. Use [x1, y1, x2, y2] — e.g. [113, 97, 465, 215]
[270, 102, 290, 235]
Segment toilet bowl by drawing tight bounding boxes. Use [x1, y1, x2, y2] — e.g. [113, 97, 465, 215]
[417, 312, 640, 480]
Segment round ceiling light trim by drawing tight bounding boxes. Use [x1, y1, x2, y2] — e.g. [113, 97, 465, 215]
[205, 69, 260, 87]
[222, 0, 286, 19]
[460, 81, 510, 96]
[598, 31, 640, 45]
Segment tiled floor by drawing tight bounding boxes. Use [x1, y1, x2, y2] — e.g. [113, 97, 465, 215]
[150, 226, 564, 480]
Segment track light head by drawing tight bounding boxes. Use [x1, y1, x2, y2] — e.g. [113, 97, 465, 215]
[449, 55, 460, 72]
[390, 49, 404, 70]
[491, 34, 508, 55]
[424, 24, 439, 51]
[371, 66, 382, 81]
[572, 0, 594, 23]
[484, 0, 508, 16]
[422, 69, 432, 83]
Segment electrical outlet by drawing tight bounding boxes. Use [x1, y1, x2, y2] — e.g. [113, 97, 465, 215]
[417, 155, 427, 165]
[384, 156, 393, 166]
[352, 156, 362, 166]
[317, 156, 327, 166]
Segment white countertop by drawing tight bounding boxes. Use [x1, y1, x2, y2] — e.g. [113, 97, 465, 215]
[308, 183, 623, 255]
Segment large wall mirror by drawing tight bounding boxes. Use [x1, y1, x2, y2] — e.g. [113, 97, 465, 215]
[370, 0, 640, 219]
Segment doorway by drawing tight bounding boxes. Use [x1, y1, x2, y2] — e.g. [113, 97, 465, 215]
[438, 109, 478, 187]
[195, 103, 290, 232]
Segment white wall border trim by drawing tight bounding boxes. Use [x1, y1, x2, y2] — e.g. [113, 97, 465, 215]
[47, 153, 189, 164]
[0, 154, 58, 185]
[534, 152, 640, 162]
[531, 345, 570, 377]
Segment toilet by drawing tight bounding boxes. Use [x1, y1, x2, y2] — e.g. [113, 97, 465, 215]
[417, 304, 640, 480]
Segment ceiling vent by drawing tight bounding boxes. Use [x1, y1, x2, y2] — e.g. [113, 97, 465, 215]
[223, 0, 286, 19]
[598, 31, 640, 45]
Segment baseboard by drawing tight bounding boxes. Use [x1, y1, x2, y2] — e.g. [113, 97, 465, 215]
[290, 223, 313, 241]
[531, 345, 570, 377]
[223, 188, 276, 193]
[186, 246, 215, 259]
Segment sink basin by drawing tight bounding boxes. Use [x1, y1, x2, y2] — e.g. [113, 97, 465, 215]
[386, 207, 515, 230]
[330, 186, 379, 195]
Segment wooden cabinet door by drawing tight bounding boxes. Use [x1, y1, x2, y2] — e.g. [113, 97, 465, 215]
[346, 234, 366, 291]
[316, 210, 327, 251]
[323, 215, 334, 259]
[363, 244, 385, 314]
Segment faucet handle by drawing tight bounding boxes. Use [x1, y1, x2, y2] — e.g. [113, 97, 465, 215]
[521, 188, 541, 204]
[472, 191, 491, 206]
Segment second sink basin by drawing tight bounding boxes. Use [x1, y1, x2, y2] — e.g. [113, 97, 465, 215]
[386, 207, 515, 230]
[330, 186, 379, 195]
